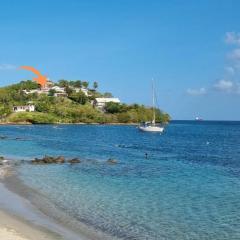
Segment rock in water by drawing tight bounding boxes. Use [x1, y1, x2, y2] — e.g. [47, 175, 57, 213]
[68, 158, 81, 164]
[107, 158, 118, 164]
[31, 156, 65, 164]
[55, 156, 65, 164]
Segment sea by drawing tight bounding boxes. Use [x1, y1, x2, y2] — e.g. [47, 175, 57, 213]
[0, 121, 240, 239]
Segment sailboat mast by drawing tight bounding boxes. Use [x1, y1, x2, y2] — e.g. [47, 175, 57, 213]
[152, 79, 156, 125]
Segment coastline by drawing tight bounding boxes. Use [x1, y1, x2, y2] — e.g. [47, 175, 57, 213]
[0, 166, 64, 240]
[0, 161, 118, 240]
[0, 121, 139, 125]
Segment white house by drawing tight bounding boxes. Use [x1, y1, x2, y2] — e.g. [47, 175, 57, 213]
[13, 105, 35, 113]
[51, 86, 65, 93]
[23, 84, 67, 96]
[94, 98, 120, 110]
[22, 89, 40, 95]
[73, 87, 89, 96]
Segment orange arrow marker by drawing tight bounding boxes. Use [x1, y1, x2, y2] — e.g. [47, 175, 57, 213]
[20, 66, 47, 87]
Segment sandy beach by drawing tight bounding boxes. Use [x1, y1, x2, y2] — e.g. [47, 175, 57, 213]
[0, 210, 62, 240]
[0, 163, 64, 240]
[0, 160, 111, 240]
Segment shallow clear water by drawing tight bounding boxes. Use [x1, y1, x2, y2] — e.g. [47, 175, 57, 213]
[1, 121, 240, 239]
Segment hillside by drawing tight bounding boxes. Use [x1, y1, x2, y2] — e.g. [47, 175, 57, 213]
[0, 80, 170, 124]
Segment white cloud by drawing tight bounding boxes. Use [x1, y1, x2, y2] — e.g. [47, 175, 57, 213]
[186, 32, 240, 97]
[225, 32, 240, 45]
[228, 48, 240, 60]
[214, 79, 233, 91]
[225, 66, 235, 75]
[214, 79, 240, 94]
[0, 64, 16, 70]
[186, 87, 207, 96]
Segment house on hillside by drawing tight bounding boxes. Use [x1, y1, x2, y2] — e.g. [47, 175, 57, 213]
[50, 86, 67, 97]
[72, 87, 90, 96]
[23, 82, 67, 97]
[44, 80, 54, 88]
[51, 86, 65, 92]
[93, 97, 120, 110]
[13, 104, 35, 113]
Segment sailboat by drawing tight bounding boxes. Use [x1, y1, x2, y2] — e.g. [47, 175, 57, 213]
[138, 81, 164, 133]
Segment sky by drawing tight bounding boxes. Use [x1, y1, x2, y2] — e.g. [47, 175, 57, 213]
[0, 0, 240, 120]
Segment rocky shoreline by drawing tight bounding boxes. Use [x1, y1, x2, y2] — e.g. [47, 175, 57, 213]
[0, 155, 118, 166]
[31, 156, 81, 164]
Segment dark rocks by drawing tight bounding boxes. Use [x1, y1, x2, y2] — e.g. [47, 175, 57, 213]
[31, 156, 65, 164]
[31, 156, 82, 165]
[68, 158, 81, 164]
[0, 136, 7, 140]
[55, 156, 65, 163]
[107, 158, 118, 164]
[0, 156, 5, 165]
[0, 157, 10, 165]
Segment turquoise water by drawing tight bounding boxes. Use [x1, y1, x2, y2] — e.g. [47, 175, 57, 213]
[1, 122, 240, 239]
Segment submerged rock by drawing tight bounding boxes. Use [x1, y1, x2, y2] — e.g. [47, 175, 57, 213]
[31, 156, 65, 164]
[107, 158, 118, 164]
[0, 156, 5, 165]
[55, 156, 65, 163]
[68, 158, 81, 164]
[0, 136, 7, 140]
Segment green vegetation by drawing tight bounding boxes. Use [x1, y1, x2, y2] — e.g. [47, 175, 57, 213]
[68, 91, 88, 105]
[0, 80, 170, 124]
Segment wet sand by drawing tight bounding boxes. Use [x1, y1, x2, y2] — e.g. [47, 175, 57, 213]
[0, 209, 62, 240]
[0, 164, 85, 240]
[0, 161, 115, 240]
[0, 165, 64, 240]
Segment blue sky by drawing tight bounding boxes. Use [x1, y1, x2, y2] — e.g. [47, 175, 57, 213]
[0, 0, 240, 120]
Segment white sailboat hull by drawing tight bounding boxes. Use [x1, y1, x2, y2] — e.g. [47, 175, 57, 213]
[139, 125, 164, 133]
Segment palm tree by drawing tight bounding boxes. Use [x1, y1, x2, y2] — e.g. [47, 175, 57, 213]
[93, 81, 98, 90]
[74, 80, 82, 88]
[58, 79, 69, 88]
[82, 81, 89, 89]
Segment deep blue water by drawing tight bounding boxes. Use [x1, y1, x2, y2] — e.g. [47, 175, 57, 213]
[0, 121, 240, 239]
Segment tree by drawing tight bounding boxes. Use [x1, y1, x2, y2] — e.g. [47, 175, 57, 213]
[58, 80, 69, 88]
[74, 80, 82, 88]
[104, 102, 122, 114]
[82, 81, 89, 88]
[19, 80, 39, 90]
[93, 81, 98, 90]
[0, 104, 11, 117]
[117, 112, 131, 123]
[65, 86, 73, 95]
[69, 81, 76, 87]
[69, 91, 88, 105]
[48, 89, 56, 97]
[103, 92, 113, 98]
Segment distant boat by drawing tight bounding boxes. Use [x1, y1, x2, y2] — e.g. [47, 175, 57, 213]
[138, 81, 164, 133]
